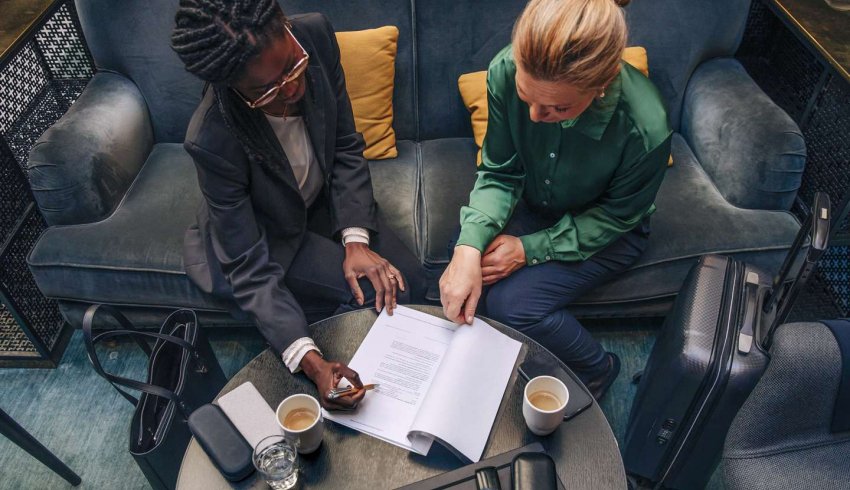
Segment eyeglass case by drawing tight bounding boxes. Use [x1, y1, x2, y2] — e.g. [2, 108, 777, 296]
[188, 403, 254, 482]
[511, 452, 558, 490]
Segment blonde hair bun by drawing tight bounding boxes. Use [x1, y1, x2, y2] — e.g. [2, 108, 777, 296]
[513, 0, 628, 90]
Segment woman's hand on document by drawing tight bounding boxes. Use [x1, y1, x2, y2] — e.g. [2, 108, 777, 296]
[439, 245, 483, 325]
[301, 351, 366, 410]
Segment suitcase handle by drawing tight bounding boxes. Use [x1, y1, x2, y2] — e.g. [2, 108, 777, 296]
[762, 192, 831, 349]
[738, 271, 760, 354]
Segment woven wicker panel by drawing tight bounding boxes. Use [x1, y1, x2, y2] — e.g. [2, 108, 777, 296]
[6, 79, 88, 168]
[34, 2, 94, 80]
[818, 245, 849, 316]
[763, 30, 822, 123]
[0, 43, 49, 134]
[0, 210, 64, 351]
[788, 265, 845, 321]
[0, 141, 31, 244]
[799, 76, 850, 233]
[736, 0, 823, 123]
[0, 0, 89, 364]
[0, 304, 37, 356]
[799, 76, 850, 317]
[737, 0, 850, 319]
[737, 0, 778, 60]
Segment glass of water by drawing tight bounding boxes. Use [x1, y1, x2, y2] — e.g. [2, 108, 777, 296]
[253, 435, 299, 489]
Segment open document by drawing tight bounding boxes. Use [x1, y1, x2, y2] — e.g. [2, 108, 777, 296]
[323, 306, 522, 462]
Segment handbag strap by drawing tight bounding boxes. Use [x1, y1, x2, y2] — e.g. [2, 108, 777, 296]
[82, 304, 197, 415]
[83, 305, 144, 405]
[84, 304, 152, 355]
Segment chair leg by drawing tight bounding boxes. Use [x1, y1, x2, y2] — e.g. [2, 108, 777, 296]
[0, 407, 81, 486]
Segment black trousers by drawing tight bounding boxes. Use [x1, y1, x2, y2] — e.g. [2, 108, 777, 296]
[284, 197, 426, 316]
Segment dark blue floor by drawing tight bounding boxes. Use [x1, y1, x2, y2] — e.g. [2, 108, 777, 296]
[0, 329, 266, 489]
[0, 321, 724, 489]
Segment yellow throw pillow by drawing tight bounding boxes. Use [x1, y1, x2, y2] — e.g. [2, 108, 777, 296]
[458, 71, 489, 164]
[622, 46, 649, 77]
[336, 26, 398, 160]
[459, 47, 673, 166]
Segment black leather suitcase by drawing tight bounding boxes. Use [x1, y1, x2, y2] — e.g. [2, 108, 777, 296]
[623, 192, 832, 489]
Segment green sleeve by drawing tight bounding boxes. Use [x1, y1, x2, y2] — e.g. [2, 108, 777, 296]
[519, 134, 672, 264]
[456, 68, 525, 252]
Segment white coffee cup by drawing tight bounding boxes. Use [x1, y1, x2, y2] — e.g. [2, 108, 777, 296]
[276, 394, 323, 454]
[522, 375, 569, 436]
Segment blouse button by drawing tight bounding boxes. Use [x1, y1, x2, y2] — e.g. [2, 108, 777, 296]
[544, 179, 551, 185]
[549, 153, 556, 159]
[542, 200, 548, 206]
[531, 258, 539, 264]
[545, 255, 551, 261]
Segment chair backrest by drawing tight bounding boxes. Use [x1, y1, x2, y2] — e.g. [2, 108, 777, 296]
[75, 0, 752, 143]
[74, 0, 415, 144]
[624, 0, 752, 132]
[75, 0, 203, 144]
[283, 0, 417, 141]
[722, 321, 849, 489]
[412, 0, 753, 139]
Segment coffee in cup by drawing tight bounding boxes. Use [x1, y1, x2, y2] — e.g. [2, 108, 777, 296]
[522, 376, 569, 436]
[276, 394, 324, 454]
[282, 408, 318, 431]
[528, 390, 562, 411]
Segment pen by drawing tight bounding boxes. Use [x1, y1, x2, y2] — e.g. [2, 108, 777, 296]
[327, 384, 378, 400]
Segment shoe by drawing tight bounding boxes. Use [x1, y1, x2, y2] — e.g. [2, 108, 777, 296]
[584, 352, 621, 401]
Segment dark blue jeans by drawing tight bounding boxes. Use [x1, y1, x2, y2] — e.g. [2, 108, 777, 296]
[471, 201, 649, 378]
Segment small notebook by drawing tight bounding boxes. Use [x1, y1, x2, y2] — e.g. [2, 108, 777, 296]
[216, 381, 284, 449]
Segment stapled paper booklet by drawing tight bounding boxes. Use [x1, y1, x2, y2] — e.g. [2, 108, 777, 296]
[323, 306, 522, 462]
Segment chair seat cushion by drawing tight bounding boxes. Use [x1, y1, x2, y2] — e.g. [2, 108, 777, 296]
[419, 133, 801, 310]
[420, 138, 481, 264]
[574, 134, 800, 307]
[28, 141, 422, 315]
[28, 143, 230, 311]
[723, 440, 850, 490]
[367, 139, 420, 257]
[29, 134, 800, 320]
[722, 321, 850, 490]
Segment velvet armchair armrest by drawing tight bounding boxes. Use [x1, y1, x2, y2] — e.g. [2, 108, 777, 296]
[27, 71, 154, 226]
[681, 58, 806, 211]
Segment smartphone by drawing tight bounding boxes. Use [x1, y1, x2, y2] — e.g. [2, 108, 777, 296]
[517, 356, 594, 421]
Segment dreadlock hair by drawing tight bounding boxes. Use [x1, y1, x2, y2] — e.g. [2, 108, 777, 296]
[171, 0, 291, 182]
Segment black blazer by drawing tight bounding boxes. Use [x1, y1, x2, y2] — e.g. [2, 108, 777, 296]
[182, 13, 378, 354]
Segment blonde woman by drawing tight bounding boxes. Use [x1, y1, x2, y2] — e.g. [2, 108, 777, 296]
[440, 0, 671, 400]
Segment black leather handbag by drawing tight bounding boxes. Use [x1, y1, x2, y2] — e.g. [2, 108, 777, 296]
[83, 305, 227, 490]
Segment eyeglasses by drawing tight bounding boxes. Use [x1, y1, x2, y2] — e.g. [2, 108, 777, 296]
[235, 26, 309, 109]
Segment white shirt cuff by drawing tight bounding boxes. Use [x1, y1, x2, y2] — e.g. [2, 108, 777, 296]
[342, 227, 370, 246]
[281, 337, 322, 373]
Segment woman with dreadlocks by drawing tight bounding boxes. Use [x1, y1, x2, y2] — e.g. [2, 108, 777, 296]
[171, 0, 425, 409]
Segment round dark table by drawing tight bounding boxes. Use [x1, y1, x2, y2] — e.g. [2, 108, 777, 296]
[177, 306, 626, 489]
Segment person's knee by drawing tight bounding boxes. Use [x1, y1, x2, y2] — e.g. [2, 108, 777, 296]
[485, 283, 545, 328]
[483, 286, 509, 323]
